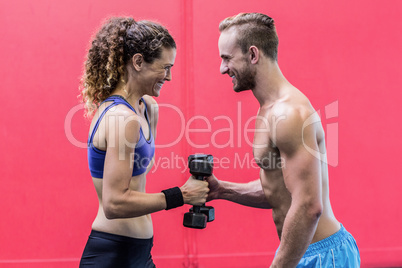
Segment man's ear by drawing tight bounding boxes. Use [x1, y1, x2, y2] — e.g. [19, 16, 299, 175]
[132, 53, 144, 71]
[249, 46, 259, 64]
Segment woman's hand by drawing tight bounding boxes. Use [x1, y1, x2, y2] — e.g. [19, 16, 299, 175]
[180, 176, 209, 206]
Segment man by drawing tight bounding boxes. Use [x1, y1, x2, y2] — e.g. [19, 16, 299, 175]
[207, 13, 360, 267]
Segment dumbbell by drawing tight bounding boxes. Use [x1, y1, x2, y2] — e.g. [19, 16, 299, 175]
[183, 154, 215, 229]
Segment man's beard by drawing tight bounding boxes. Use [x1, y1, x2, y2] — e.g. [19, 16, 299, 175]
[233, 64, 256, 92]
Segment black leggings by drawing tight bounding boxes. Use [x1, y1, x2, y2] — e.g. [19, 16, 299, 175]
[80, 230, 156, 268]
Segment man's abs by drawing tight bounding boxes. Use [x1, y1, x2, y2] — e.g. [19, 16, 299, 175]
[260, 169, 340, 243]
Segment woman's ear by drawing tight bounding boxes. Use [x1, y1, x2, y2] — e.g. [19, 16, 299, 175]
[249, 46, 259, 64]
[132, 53, 144, 71]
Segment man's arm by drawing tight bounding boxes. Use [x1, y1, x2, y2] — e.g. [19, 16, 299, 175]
[270, 107, 323, 267]
[206, 175, 271, 209]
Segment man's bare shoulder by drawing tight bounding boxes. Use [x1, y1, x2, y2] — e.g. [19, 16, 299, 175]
[270, 90, 314, 119]
[268, 92, 317, 148]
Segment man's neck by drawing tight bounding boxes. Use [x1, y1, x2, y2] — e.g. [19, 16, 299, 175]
[251, 62, 290, 107]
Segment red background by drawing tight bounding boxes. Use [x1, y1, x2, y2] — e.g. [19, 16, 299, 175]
[1, 0, 401, 267]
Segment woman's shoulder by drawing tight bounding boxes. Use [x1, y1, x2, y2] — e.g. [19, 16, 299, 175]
[95, 101, 140, 128]
[142, 95, 158, 107]
[90, 100, 137, 125]
[142, 95, 158, 116]
[142, 95, 159, 129]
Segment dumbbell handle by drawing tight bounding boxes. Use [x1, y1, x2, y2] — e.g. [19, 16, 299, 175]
[194, 175, 205, 181]
[193, 175, 206, 213]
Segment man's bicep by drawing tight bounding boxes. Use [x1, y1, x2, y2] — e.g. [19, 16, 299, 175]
[275, 115, 321, 197]
[280, 147, 321, 197]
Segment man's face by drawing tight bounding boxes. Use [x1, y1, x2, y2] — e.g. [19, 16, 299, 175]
[218, 28, 256, 92]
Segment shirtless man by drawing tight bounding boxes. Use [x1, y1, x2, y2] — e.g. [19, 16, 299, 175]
[207, 13, 360, 267]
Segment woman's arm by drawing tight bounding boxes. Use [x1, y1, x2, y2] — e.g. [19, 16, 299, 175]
[101, 106, 209, 219]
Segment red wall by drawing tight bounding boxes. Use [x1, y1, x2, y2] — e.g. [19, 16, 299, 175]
[1, 0, 401, 267]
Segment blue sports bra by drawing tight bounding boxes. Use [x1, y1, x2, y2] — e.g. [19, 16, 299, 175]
[87, 95, 155, 178]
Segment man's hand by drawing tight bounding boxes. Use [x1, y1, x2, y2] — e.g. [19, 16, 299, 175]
[205, 174, 220, 201]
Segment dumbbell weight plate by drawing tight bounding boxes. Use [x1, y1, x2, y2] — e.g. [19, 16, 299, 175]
[183, 212, 207, 229]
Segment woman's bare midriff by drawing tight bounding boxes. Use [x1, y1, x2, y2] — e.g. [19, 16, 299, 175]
[90, 176, 154, 239]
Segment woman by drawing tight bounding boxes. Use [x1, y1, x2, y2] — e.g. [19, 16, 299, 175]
[79, 17, 209, 267]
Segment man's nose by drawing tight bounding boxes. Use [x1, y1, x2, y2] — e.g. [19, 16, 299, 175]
[220, 61, 228, 74]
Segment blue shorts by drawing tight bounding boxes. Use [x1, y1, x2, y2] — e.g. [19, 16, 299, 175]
[298, 224, 360, 267]
[80, 230, 156, 268]
[277, 224, 360, 267]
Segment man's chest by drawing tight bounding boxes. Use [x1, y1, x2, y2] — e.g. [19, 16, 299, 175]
[253, 119, 282, 170]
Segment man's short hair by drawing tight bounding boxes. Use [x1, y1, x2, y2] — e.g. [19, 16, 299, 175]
[219, 13, 278, 61]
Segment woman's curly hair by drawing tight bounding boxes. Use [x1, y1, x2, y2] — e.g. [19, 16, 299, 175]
[79, 17, 176, 117]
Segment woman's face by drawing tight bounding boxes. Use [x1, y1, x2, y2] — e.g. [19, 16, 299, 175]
[140, 47, 176, 97]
